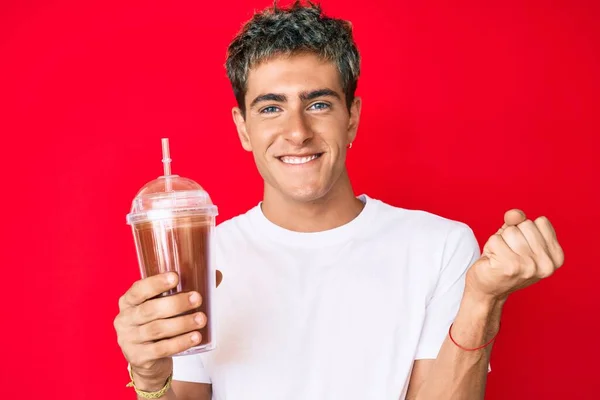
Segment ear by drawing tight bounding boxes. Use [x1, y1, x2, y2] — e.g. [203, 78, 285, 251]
[232, 107, 252, 152]
[347, 97, 362, 144]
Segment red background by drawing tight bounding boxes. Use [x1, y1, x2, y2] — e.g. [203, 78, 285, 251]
[1, 0, 598, 398]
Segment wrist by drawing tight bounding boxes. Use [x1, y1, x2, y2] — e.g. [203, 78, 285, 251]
[131, 365, 173, 392]
[449, 290, 504, 350]
[461, 288, 506, 319]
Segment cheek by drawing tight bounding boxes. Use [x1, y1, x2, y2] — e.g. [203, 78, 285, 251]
[317, 122, 348, 152]
[248, 121, 280, 151]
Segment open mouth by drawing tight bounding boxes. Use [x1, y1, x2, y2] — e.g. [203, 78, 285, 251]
[278, 153, 324, 165]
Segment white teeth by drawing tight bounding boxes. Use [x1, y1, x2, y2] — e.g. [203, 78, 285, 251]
[280, 154, 319, 164]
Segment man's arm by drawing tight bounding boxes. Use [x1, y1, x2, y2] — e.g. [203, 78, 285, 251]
[407, 210, 564, 400]
[406, 294, 503, 400]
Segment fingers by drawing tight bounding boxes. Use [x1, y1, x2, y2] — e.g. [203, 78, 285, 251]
[496, 209, 526, 235]
[130, 332, 203, 365]
[485, 230, 535, 281]
[495, 214, 564, 280]
[149, 330, 203, 359]
[534, 216, 565, 268]
[517, 220, 556, 278]
[119, 273, 179, 311]
[130, 291, 203, 326]
[483, 233, 518, 263]
[501, 226, 533, 258]
[137, 312, 207, 343]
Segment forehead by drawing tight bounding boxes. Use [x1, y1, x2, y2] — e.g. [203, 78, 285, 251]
[246, 53, 343, 97]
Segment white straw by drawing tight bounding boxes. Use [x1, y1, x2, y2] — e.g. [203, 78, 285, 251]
[161, 138, 173, 191]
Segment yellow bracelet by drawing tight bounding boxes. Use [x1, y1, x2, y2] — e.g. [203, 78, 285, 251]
[126, 365, 173, 399]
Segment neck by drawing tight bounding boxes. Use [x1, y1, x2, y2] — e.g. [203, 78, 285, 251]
[261, 170, 364, 233]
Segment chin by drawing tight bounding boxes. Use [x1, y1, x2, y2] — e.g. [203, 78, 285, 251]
[281, 183, 332, 203]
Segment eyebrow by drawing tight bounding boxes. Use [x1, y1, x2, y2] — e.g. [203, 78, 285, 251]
[249, 93, 287, 109]
[249, 88, 341, 109]
[300, 88, 341, 102]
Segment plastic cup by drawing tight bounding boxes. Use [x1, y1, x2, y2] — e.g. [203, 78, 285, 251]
[126, 139, 218, 356]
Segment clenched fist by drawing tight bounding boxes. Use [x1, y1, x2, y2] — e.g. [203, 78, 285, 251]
[466, 209, 565, 302]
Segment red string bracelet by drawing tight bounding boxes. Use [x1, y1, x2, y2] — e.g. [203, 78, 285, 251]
[448, 323, 500, 351]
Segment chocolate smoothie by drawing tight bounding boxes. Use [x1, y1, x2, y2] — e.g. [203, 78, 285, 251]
[132, 215, 213, 345]
[127, 138, 218, 355]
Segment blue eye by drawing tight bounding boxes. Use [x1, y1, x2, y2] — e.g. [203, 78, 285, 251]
[261, 106, 280, 114]
[309, 102, 330, 110]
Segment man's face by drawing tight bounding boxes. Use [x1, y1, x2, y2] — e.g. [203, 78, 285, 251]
[232, 52, 361, 203]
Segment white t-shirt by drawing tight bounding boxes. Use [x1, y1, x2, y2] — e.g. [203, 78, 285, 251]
[173, 194, 480, 399]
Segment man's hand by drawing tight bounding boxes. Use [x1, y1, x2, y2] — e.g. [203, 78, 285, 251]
[465, 209, 565, 303]
[114, 272, 207, 390]
[113, 270, 223, 391]
[407, 212, 563, 400]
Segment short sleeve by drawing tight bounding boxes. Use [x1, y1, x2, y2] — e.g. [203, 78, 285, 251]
[172, 353, 212, 383]
[415, 224, 480, 360]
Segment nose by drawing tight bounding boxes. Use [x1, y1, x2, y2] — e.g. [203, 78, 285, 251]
[283, 112, 313, 146]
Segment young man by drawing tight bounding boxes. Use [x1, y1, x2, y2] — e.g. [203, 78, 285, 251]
[114, 2, 565, 399]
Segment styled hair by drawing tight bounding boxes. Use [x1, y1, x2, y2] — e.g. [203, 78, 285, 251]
[225, 0, 361, 117]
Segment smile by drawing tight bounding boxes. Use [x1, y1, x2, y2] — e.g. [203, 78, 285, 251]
[279, 153, 323, 165]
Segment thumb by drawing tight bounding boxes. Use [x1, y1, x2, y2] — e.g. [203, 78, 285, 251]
[216, 270, 223, 288]
[503, 209, 526, 227]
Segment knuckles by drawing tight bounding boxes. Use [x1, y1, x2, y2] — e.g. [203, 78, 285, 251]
[115, 282, 197, 368]
[518, 219, 535, 231]
[486, 233, 504, 251]
[142, 321, 164, 342]
[118, 295, 127, 310]
[536, 257, 556, 279]
[475, 214, 563, 298]
[520, 256, 537, 280]
[136, 301, 158, 322]
[537, 268, 555, 279]
[551, 241, 565, 267]
[115, 322, 135, 353]
[503, 225, 520, 235]
[113, 314, 121, 331]
[113, 312, 130, 335]
[500, 256, 536, 280]
[556, 249, 565, 267]
[152, 342, 170, 359]
[501, 260, 520, 279]
[502, 226, 521, 241]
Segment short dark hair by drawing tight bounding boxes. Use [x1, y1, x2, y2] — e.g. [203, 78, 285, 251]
[225, 0, 361, 117]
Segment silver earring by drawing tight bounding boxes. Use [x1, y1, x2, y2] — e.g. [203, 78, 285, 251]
[348, 142, 353, 149]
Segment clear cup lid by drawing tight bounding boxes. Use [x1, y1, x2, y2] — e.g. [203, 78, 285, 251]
[125, 139, 218, 225]
[126, 175, 218, 225]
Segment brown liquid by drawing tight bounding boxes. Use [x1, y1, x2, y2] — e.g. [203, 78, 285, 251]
[132, 215, 213, 346]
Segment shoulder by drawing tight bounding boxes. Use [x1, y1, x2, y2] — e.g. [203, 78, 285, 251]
[363, 196, 481, 300]
[366, 196, 480, 273]
[367, 196, 476, 246]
